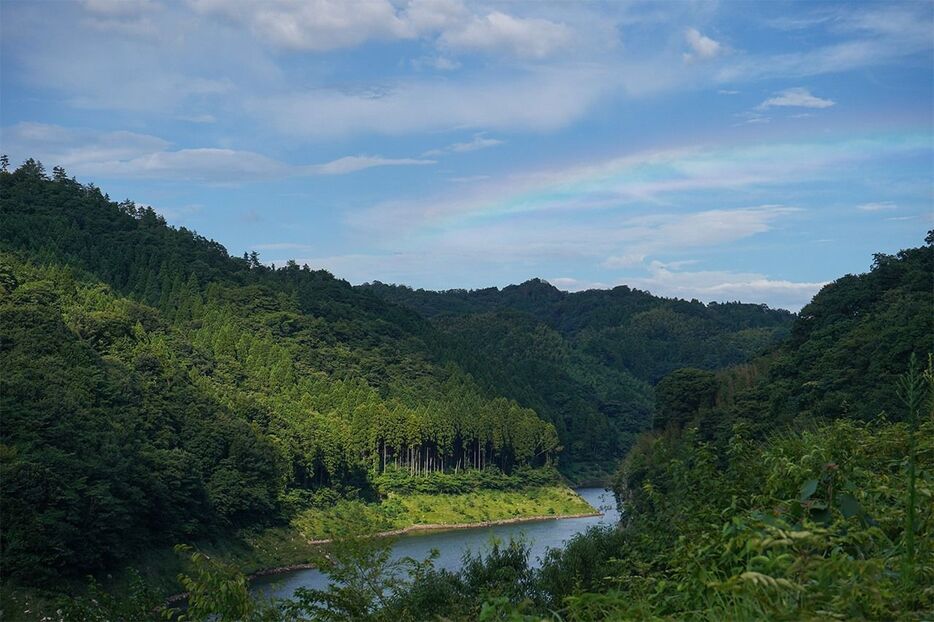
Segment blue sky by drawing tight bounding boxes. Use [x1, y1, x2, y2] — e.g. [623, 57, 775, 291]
[1, 0, 931, 310]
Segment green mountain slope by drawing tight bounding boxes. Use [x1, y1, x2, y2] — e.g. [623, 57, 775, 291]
[346, 237, 934, 621]
[362, 273, 793, 472]
[0, 160, 801, 591]
[563, 233, 933, 620]
[0, 162, 559, 583]
[43, 236, 932, 621]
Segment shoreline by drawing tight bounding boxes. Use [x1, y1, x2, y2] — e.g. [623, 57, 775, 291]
[165, 509, 602, 604]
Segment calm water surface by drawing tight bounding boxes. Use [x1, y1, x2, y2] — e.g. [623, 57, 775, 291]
[253, 487, 619, 601]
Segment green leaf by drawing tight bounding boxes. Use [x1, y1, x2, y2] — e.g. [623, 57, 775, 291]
[836, 493, 862, 518]
[798, 478, 819, 502]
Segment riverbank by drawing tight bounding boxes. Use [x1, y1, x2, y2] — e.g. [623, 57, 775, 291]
[144, 486, 596, 594]
[247, 510, 601, 578]
[158, 486, 600, 605]
[2, 485, 596, 620]
[248, 486, 619, 605]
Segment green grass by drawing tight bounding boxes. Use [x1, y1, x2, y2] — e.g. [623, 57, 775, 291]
[292, 485, 595, 539]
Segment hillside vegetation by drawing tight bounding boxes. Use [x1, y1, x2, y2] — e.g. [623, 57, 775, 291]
[3, 160, 928, 621]
[364, 271, 793, 473]
[0, 162, 560, 585]
[376, 233, 934, 620]
[52, 233, 929, 622]
[0, 160, 787, 591]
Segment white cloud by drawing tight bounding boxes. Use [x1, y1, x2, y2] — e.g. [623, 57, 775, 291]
[264, 201, 820, 309]
[856, 201, 897, 212]
[350, 133, 931, 239]
[439, 10, 573, 59]
[733, 111, 770, 126]
[683, 28, 722, 62]
[4, 3, 245, 114]
[758, 87, 835, 109]
[152, 202, 203, 223]
[602, 253, 645, 268]
[1, 122, 170, 166]
[307, 155, 435, 175]
[187, 0, 572, 59]
[0, 122, 435, 182]
[449, 175, 490, 183]
[625, 261, 826, 311]
[83, 147, 291, 181]
[253, 66, 612, 137]
[719, 5, 933, 83]
[422, 132, 504, 157]
[278, 205, 818, 309]
[347, 204, 801, 281]
[177, 113, 218, 124]
[2, 0, 929, 127]
[615, 207, 801, 258]
[82, 0, 159, 15]
[189, 0, 412, 51]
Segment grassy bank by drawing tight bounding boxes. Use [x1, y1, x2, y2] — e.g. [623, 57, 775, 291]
[196, 485, 594, 586]
[1, 484, 595, 620]
[293, 485, 595, 537]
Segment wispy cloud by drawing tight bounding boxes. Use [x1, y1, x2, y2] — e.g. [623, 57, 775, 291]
[251, 66, 613, 138]
[856, 201, 897, 211]
[0, 122, 435, 182]
[151, 202, 202, 224]
[281, 205, 818, 309]
[602, 254, 646, 269]
[718, 4, 933, 83]
[548, 276, 609, 291]
[411, 55, 461, 71]
[349, 133, 928, 237]
[307, 155, 435, 175]
[422, 132, 504, 157]
[757, 87, 835, 110]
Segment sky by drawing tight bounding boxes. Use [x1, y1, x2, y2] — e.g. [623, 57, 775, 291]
[1, 0, 932, 311]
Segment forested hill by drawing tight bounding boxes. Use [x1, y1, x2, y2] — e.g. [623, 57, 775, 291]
[361, 277, 793, 477]
[362, 278, 794, 384]
[0, 161, 559, 582]
[0, 159, 793, 584]
[726, 232, 934, 423]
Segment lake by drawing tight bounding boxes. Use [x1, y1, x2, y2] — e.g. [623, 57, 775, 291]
[252, 487, 619, 601]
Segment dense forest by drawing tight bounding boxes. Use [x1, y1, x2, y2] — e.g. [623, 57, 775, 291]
[340, 234, 932, 621]
[0, 161, 559, 584]
[364, 274, 793, 474]
[0, 160, 788, 589]
[48, 231, 933, 621]
[359, 233, 934, 620]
